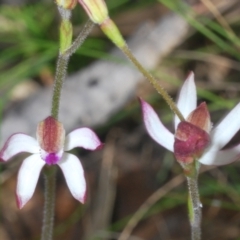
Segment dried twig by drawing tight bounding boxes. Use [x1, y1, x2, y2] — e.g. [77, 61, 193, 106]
[84, 129, 119, 240]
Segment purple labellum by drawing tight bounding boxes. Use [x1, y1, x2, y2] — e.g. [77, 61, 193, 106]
[45, 153, 60, 165]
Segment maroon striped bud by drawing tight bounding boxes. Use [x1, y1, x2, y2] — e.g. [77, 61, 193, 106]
[37, 116, 65, 153]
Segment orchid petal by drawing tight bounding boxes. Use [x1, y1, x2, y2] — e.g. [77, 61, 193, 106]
[64, 128, 102, 151]
[210, 103, 240, 150]
[58, 153, 86, 203]
[16, 154, 45, 209]
[199, 145, 240, 166]
[175, 72, 197, 130]
[0, 133, 39, 162]
[140, 98, 174, 152]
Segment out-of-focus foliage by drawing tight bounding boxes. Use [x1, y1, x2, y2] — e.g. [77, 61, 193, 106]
[0, 0, 157, 100]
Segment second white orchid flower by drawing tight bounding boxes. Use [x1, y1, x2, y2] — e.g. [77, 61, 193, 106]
[140, 72, 240, 166]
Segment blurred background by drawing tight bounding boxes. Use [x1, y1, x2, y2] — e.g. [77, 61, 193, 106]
[1, 0, 240, 239]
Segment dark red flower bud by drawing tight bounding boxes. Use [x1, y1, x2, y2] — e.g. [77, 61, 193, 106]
[174, 121, 210, 164]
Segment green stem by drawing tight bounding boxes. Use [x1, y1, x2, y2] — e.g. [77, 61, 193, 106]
[51, 54, 69, 119]
[99, 18, 185, 121]
[121, 44, 185, 122]
[64, 20, 95, 58]
[41, 167, 57, 240]
[185, 164, 202, 240]
[51, 20, 95, 119]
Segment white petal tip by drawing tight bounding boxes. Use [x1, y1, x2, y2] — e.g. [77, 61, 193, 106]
[186, 71, 194, 82]
[16, 194, 28, 209]
[139, 97, 148, 109]
[78, 191, 87, 204]
[94, 143, 104, 151]
[139, 98, 154, 117]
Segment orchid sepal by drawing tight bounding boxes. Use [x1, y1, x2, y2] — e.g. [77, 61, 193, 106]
[16, 154, 45, 209]
[175, 71, 197, 130]
[64, 127, 103, 151]
[140, 98, 174, 152]
[58, 153, 87, 203]
[140, 73, 240, 167]
[210, 102, 240, 150]
[0, 133, 39, 162]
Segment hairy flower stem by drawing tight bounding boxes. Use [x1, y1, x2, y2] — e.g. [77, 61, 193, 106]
[185, 164, 202, 240]
[98, 17, 184, 120]
[42, 10, 94, 240]
[64, 20, 95, 58]
[121, 45, 185, 122]
[51, 55, 69, 119]
[42, 36, 69, 240]
[41, 167, 57, 240]
[51, 20, 95, 119]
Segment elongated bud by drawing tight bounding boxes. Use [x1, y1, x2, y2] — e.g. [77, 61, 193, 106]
[37, 116, 65, 165]
[78, 0, 108, 24]
[78, 0, 125, 47]
[56, 0, 78, 10]
[100, 18, 125, 48]
[60, 20, 73, 53]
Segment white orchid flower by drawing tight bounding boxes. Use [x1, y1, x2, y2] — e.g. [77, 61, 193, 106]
[0, 116, 102, 209]
[140, 72, 240, 166]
